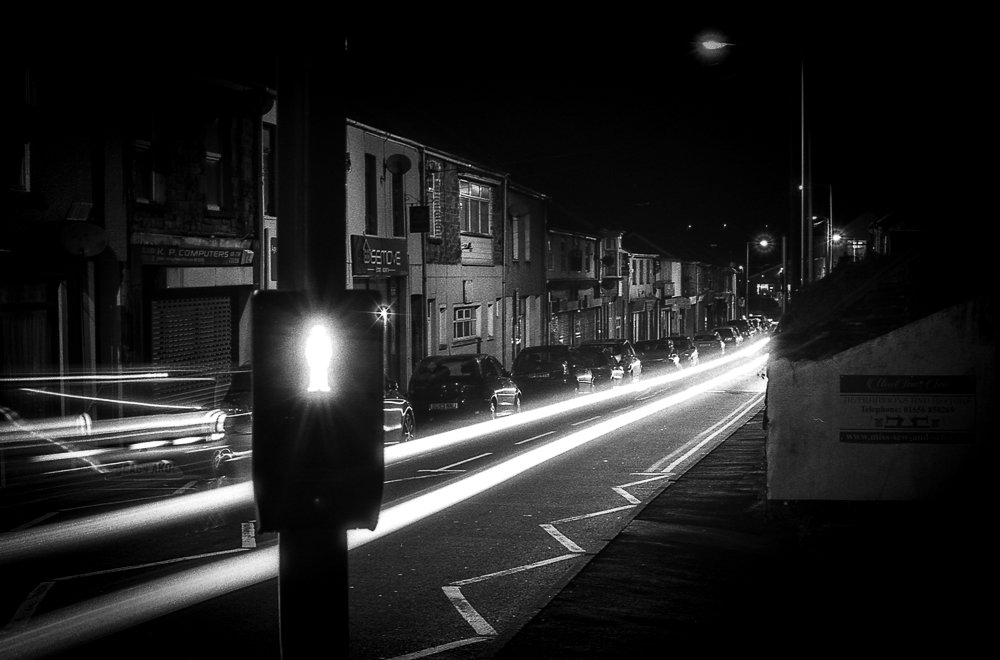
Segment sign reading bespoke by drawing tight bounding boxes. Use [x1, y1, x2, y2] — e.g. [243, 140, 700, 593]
[351, 235, 408, 277]
[838, 375, 976, 443]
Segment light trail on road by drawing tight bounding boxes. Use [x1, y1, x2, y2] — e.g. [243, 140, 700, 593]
[0, 347, 769, 658]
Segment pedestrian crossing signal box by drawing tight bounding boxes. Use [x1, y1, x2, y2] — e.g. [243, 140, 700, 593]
[251, 289, 384, 532]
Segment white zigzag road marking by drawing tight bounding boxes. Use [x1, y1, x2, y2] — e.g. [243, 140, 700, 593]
[539, 524, 586, 553]
[441, 587, 497, 636]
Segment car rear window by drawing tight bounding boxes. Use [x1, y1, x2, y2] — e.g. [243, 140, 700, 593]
[514, 350, 571, 369]
[412, 357, 477, 382]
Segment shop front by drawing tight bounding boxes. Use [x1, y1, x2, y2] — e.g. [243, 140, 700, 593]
[350, 235, 410, 386]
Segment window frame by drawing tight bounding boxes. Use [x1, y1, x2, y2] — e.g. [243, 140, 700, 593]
[459, 179, 492, 235]
[453, 305, 478, 341]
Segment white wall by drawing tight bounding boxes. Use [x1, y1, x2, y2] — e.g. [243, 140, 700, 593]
[766, 297, 994, 501]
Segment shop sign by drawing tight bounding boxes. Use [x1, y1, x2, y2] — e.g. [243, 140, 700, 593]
[351, 235, 408, 277]
[139, 242, 253, 266]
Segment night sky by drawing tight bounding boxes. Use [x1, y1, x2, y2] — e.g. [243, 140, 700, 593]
[344, 10, 988, 265]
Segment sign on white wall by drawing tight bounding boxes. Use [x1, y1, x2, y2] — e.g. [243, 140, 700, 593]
[839, 375, 975, 443]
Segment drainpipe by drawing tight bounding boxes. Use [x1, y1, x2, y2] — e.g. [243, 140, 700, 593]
[418, 145, 428, 363]
[501, 174, 508, 368]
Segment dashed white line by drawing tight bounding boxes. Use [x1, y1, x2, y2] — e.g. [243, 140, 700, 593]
[515, 431, 554, 445]
[570, 416, 601, 427]
[418, 453, 492, 473]
[384, 473, 451, 485]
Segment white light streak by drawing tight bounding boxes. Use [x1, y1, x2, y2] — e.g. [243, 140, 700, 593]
[349, 352, 768, 551]
[0, 351, 769, 657]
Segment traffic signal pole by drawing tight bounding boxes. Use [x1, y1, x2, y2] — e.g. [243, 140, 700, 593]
[276, 50, 346, 658]
[256, 48, 373, 659]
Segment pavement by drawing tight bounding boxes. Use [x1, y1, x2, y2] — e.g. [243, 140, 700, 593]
[486, 407, 989, 658]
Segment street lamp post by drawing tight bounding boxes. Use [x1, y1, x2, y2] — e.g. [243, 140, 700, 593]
[745, 238, 769, 318]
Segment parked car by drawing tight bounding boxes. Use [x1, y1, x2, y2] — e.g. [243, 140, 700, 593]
[221, 363, 415, 446]
[573, 345, 626, 390]
[726, 318, 753, 339]
[633, 339, 681, 371]
[578, 339, 642, 382]
[383, 375, 416, 443]
[666, 335, 700, 366]
[713, 326, 743, 347]
[694, 331, 725, 357]
[408, 354, 522, 423]
[511, 345, 589, 400]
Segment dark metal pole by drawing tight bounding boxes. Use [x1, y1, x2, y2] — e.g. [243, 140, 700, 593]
[275, 50, 348, 658]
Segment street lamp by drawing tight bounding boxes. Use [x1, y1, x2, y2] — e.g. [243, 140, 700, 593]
[829, 231, 843, 271]
[745, 238, 770, 317]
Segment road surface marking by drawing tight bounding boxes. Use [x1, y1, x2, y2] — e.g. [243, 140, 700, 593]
[419, 453, 492, 472]
[652, 393, 764, 475]
[441, 586, 497, 636]
[551, 505, 634, 524]
[171, 480, 199, 496]
[611, 486, 642, 504]
[386, 636, 489, 660]
[11, 512, 57, 532]
[450, 553, 581, 587]
[384, 473, 451, 485]
[1, 582, 53, 634]
[570, 416, 601, 427]
[56, 547, 251, 581]
[539, 523, 586, 553]
[515, 431, 554, 445]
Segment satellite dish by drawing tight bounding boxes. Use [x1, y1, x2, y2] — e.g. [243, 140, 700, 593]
[60, 222, 107, 258]
[384, 154, 412, 175]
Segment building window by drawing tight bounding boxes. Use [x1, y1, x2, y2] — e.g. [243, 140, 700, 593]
[459, 180, 492, 235]
[391, 169, 405, 236]
[262, 123, 276, 217]
[512, 217, 520, 261]
[365, 153, 378, 234]
[437, 303, 447, 350]
[203, 118, 229, 212]
[523, 216, 531, 261]
[133, 112, 165, 205]
[453, 306, 478, 341]
[134, 139, 165, 205]
[487, 301, 495, 338]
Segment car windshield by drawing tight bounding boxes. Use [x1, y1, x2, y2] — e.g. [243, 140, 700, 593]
[411, 357, 478, 383]
[672, 339, 692, 349]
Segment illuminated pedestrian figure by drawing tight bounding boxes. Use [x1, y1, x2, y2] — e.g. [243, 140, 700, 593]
[305, 324, 333, 392]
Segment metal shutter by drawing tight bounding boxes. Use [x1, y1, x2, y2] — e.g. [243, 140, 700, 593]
[150, 296, 233, 408]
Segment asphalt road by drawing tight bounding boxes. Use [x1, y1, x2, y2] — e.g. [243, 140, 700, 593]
[0, 341, 770, 659]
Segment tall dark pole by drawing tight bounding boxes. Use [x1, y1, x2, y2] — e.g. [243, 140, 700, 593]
[744, 242, 750, 318]
[781, 235, 787, 317]
[799, 59, 808, 288]
[275, 49, 348, 658]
